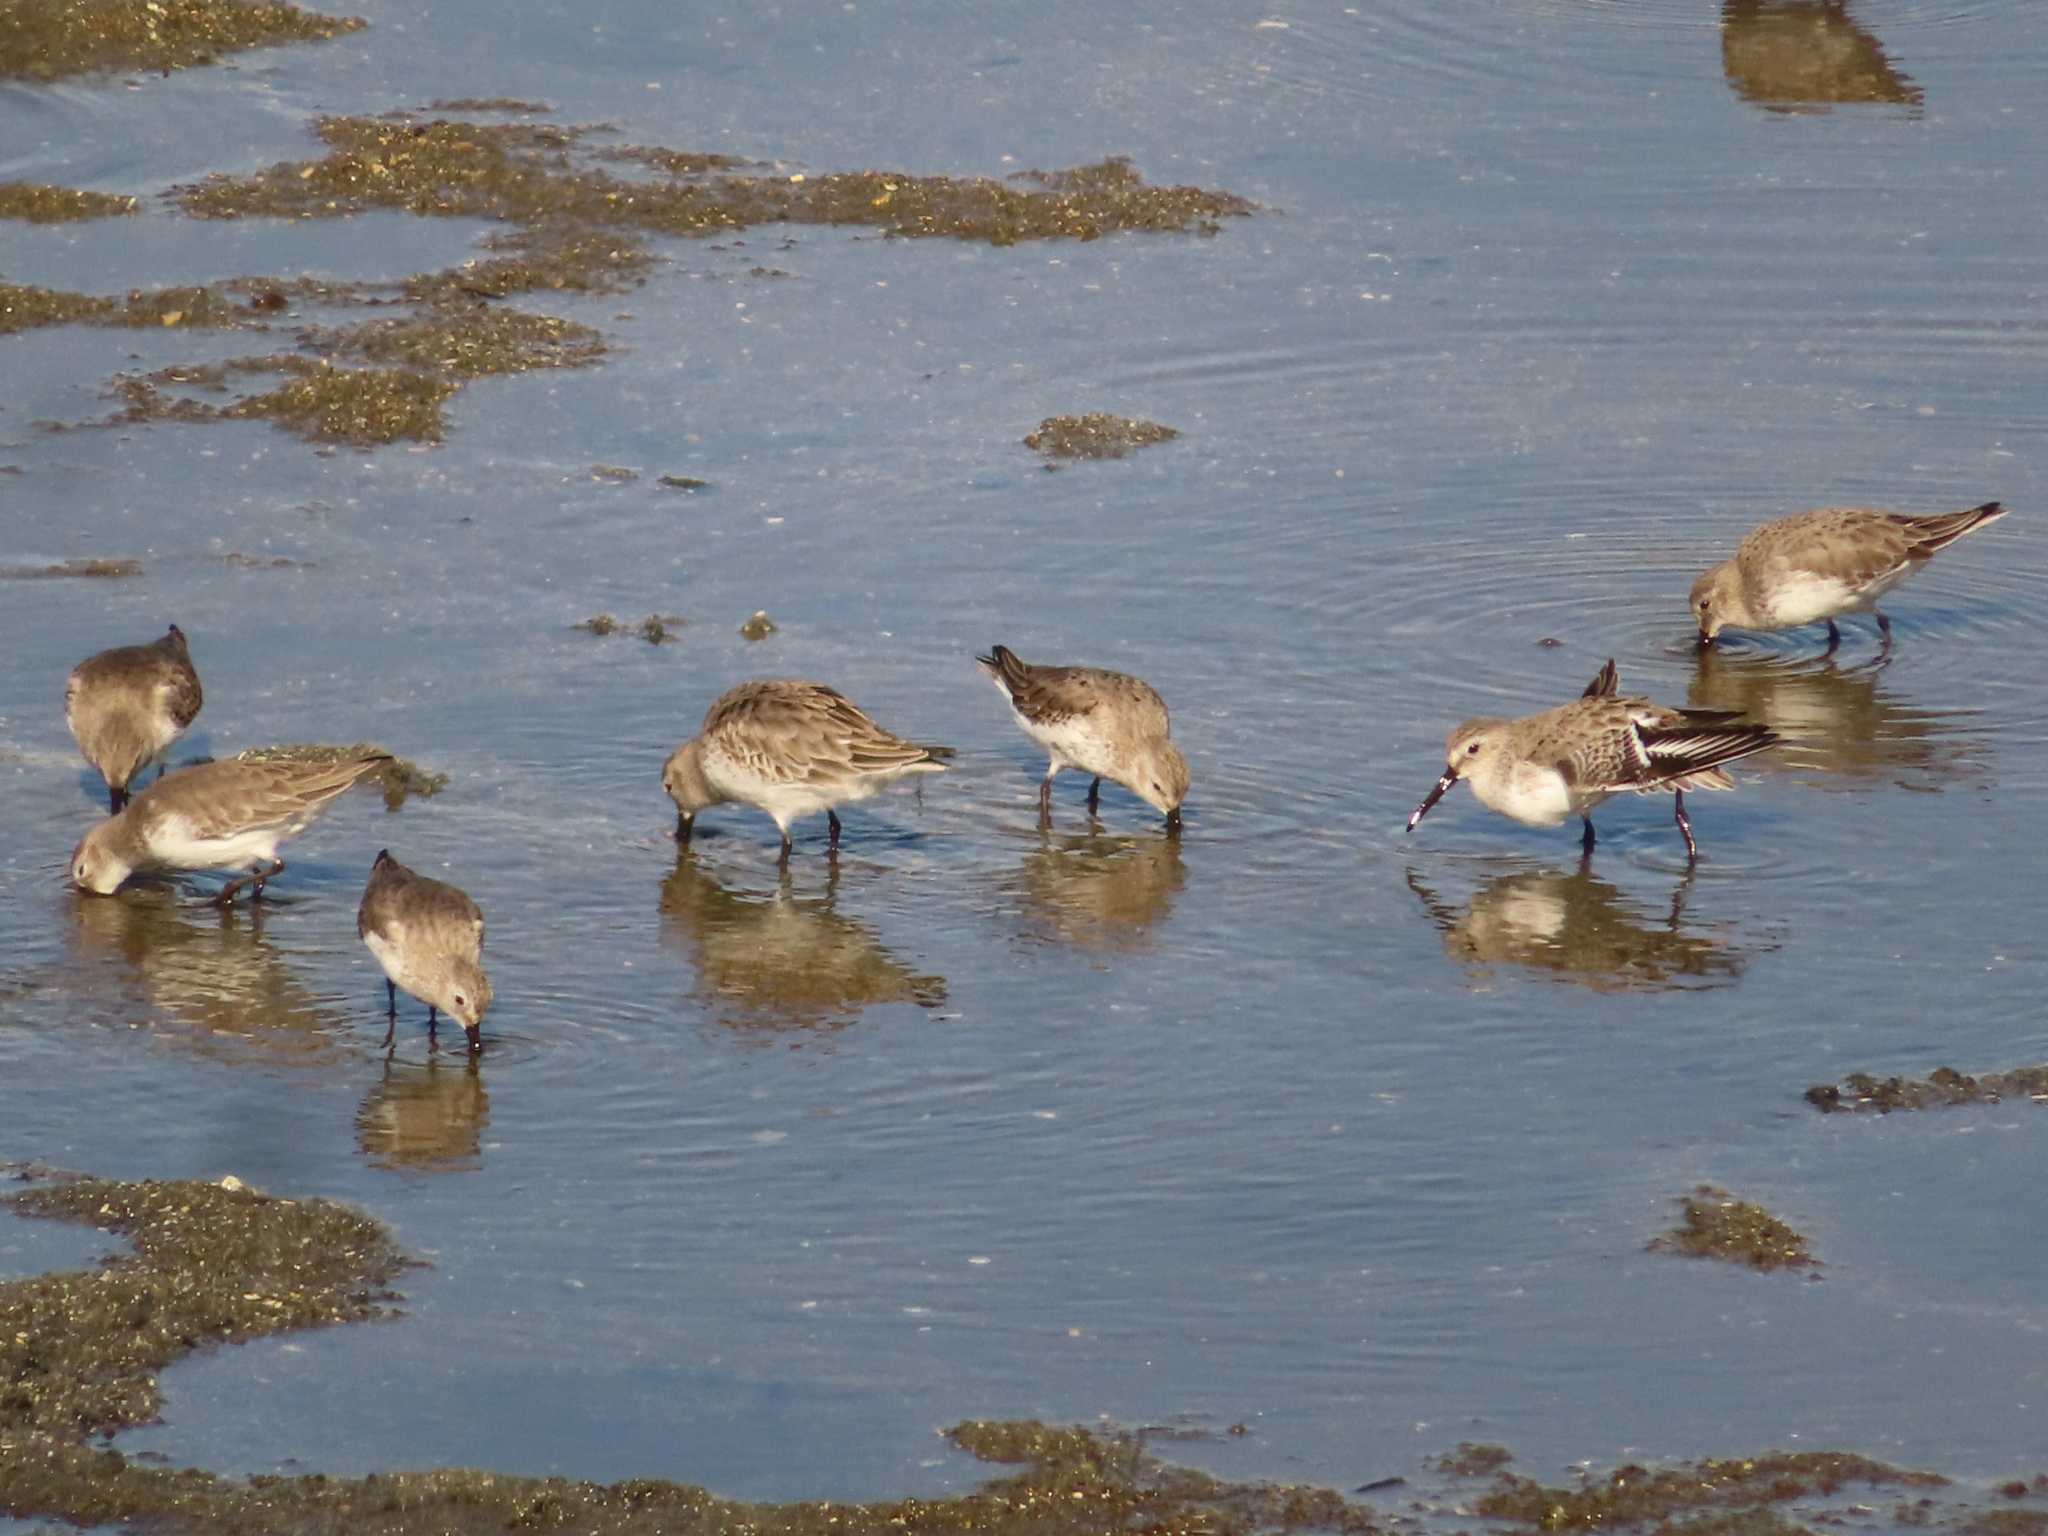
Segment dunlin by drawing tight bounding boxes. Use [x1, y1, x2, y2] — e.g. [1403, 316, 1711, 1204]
[662, 680, 951, 864]
[1690, 501, 2006, 652]
[975, 644, 1188, 828]
[65, 625, 203, 813]
[357, 850, 490, 1052]
[70, 750, 392, 902]
[1407, 660, 1779, 860]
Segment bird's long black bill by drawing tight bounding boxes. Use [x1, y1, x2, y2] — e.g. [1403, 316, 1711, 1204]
[1407, 768, 1459, 832]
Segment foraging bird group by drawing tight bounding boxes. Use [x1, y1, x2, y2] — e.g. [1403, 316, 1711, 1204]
[1409, 499, 2008, 859]
[54, 495, 2008, 1047]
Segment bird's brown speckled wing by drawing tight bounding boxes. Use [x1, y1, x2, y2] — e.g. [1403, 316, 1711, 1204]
[1745, 507, 1912, 592]
[1534, 697, 1775, 795]
[1892, 500, 2005, 557]
[360, 853, 484, 952]
[978, 645, 1169, 733]
[704, 680, 942, 786]
[145, 753, 391, 840]
[157, 650, 202, 730]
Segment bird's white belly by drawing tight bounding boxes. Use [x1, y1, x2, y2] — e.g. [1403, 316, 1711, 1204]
[361, 929, 413, 989]
[148, 815, 285, 871]
[1759, 569, 1876, 626]
[1016, 709, 1119, 780]
[1470, 763, 1581, 827]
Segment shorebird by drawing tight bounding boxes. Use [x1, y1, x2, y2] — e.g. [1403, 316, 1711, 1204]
[662, 680, 950, 864]
[65, 624, 202, 812]
[1407, 660, 1779, 860]
[357, 850, 490, 1053]
[70, 750, 392, 902]
[1691, 501, 2006, 653]
[975, 644, 1188, 828]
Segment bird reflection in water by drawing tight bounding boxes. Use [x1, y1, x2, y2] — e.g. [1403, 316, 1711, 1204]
[1009, 827, 1185, 953]
[658, 850, 945, 1035]
[356, 1055, 488, 1171]
[1688, 646, 1988, 793]
[65, 882, 346, 1062]
[1406, 859, 1759, 994]
[1720, 1, 1922, 113]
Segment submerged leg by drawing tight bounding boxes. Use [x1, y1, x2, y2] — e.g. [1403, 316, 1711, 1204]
[380, 1015, 396, 1051]
[1673, 789, 1699, 863]
[1876, 610, 1894, 656]
[217, 858, 284, 905]
[1086, 777, 1102, 813]
[828, 809, 842, 849]
[777, 830, 794, 868]
[427, 1005, 440, 1051]
[676, 810, 694, 844]
[1580, 817, 1597, 855]
[1824, 619, 1842, 656]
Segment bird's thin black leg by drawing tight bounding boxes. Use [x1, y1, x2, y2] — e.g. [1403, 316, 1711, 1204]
[676, 810, 693, 844]
[1038, 776, 1053, 815]
[249, 858, 284, 901]
[108, 786, 127, 815]
[385, 978, 398, 1017]
[778, 831, 794, 868]
[1086, 777, 1102, 813]
[1876, 611, 1894, 657]
[1580, 817, 1597, 855]
[828, 809, 842, 849]
[1824, 619, 1842, 656]
[1673, 789, 1699, 863]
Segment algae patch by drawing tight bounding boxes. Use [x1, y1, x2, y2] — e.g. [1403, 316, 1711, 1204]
[0, 557, 143, 579]
[1805, 1064, 2048, 1114]
[0, 0, 364, 83]
[0, 181, 137, 222]
[177, 116, 1250, 245]
[235, 742, 447, 809]
[1025, 412, 1181, 460]
[575, 613, 683, 644]
[25, 116, 1246, 446]
[0, 1173, 405, 1440]
[1472, 1451, 1944, 1530]
[0, 1174, 1387, 1536]
[1649, 1185, 1820, 1274]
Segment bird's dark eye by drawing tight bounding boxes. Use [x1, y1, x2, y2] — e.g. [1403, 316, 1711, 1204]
[454, 994, 467, 1008]
[1465, 742, 1481, 756]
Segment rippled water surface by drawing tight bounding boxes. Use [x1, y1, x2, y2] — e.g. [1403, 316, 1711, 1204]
[4, 0, 2047, 1505]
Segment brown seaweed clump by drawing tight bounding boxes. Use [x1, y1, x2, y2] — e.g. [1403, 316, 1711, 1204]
[0, 0, 364, 83]
[0, 181, 137, 222]
[1649, 1185, 1819, 1274]
[1024, 413, 1181, 460]
[1805, 1065, 2048, 1114]
[0, 280, 257, 336]
[575, 614, 683, 644]
[0, 1174, 406, 1440]
[0, 556, 143, 579]
[176, 117, 1250, 245]
[0, 1174, 1387, 1535]
[1474, 1450, 1945, 1532]
[19, 117, 1245, 447]
[234, 742, 447, 809]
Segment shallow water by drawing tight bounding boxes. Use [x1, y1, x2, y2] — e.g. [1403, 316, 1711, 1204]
[4, 0, 2047, 1507]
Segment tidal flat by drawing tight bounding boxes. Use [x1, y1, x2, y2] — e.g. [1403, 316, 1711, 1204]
[3, 0, 2047, 1519]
